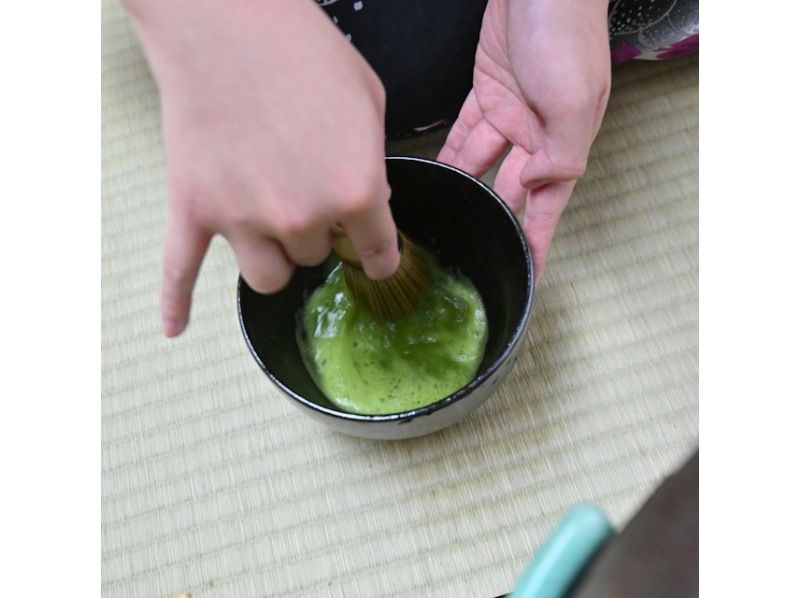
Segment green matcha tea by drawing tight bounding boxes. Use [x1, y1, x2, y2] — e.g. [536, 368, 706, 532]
[297, 255, 488, 415]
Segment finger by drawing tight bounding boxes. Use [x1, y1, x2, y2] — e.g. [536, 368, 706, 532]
[339, 185, 400, 280]
[446, 117, 509, 179]
[493, 145, 530, 218]
[161, 213, 212, 337]
[522, 179, 576, 282]
[439, 89, 508, 176]
[437, 89, 509, 177]
[437, 89, 484, 164]
[229, 231, 294, 294]
[278, 223, 333, 267]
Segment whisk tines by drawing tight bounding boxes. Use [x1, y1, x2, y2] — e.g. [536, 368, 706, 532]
[333, 231, 430, 320]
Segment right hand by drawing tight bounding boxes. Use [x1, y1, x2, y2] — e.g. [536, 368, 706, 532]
[437, 0, 610, 282]
[124, 0, 399, 337]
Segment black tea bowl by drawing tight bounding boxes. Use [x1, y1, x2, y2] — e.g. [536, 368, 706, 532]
[238, 156, 534, 440]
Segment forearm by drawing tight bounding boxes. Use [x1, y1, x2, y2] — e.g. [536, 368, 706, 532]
[509, 0, 608, 34]
[121, 0, 351, 102]
[122, 0, 296, 25]
[508, 0, 608, 62]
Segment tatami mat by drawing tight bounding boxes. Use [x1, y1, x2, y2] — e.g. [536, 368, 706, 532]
[101, 1, 698, 596]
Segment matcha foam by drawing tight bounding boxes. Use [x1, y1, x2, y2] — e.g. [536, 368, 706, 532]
[297, 255, 488, 415]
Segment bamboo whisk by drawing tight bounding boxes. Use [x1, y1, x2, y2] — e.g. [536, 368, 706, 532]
[331, 230, 430, 320]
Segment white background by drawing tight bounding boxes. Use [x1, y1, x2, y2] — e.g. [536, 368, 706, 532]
[1, 0, 799, 595]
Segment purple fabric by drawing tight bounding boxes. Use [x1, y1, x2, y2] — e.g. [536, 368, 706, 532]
[608, 0, 698, 64]
[657, 33, 699, 60]
[611, 41, 641, 65]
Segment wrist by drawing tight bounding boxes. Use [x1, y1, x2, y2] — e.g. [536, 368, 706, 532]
[510, 0, 608, 35]
[122, 0, 298, 33]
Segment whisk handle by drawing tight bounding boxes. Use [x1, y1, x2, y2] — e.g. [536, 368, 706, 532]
[331, 232, 362, 266]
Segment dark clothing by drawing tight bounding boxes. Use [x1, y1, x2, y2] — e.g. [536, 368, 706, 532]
[317, 0, 698, 138]
[318, 0, 488, 138]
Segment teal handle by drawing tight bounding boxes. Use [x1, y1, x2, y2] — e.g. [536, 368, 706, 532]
[509, 505, 614, 598]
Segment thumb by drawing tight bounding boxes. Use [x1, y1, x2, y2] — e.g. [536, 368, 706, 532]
[161, 211, 211, 337]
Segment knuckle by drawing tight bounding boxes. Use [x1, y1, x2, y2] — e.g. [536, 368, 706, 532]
[340, 192, 374, 217]
[162, 255, 192, 293]
[453, 118, 473, 140]
[562, 157, 587, 179]
[222, 197, 258, 231]
[545, 151, 587, 181]
[161, 270, 193, 323]
[273, 208, 314, 237]
[523, 154, 586, 187]
[338, 174, 389, 216]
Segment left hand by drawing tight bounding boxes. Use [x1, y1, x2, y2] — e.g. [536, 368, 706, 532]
[438, 0, 611, 280]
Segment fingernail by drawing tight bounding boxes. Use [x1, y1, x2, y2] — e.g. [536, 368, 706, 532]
[364, 249, 401, 280]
